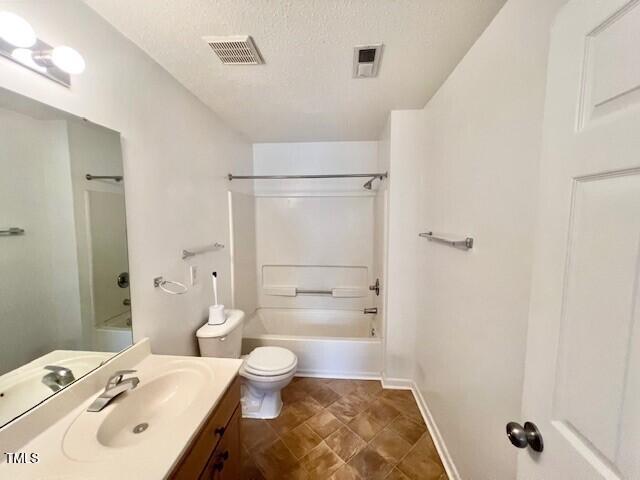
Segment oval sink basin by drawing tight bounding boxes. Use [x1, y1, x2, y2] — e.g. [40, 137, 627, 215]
[63, 362, 210, 461]
[96, 369, 202, 448]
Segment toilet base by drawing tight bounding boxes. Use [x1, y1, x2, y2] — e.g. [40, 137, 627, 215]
[240, 381, 284, 419]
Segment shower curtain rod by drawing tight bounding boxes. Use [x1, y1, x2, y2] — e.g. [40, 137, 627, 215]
[228, 172, 388, 189]
[228, 172, 387, 180]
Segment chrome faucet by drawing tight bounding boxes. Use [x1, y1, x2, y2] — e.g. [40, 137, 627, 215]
[363, 307, 378, 314]
[42, 365, 76, 392]
[87, 370, 139, 412]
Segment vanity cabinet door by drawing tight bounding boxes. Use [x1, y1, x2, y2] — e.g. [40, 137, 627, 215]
[200, 407, 241, 480]
[169, 377, 240, 479]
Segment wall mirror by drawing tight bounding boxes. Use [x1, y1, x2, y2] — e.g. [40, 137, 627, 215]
[0, 87, 133, 427]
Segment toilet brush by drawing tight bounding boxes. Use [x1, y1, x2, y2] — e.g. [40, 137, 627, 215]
[212, 271, 218, 305]
[208, 271, 226, 325]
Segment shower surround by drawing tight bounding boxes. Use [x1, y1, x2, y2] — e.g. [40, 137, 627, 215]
[230, 141, 387, 379]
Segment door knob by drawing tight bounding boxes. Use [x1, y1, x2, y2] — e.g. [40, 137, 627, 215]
[506, 421, 543, 452]
[117, 271, 129, 288]
[369, 278, 380, 296]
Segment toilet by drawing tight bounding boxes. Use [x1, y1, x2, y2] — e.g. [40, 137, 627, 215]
[196, 309, 297, 419]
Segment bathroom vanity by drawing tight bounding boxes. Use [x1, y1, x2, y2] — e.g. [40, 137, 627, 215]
[170, 377, 241, 479]
[0, 339, 243, 479]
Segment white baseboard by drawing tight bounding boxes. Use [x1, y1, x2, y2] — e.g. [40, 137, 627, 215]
[294, 371, 382, 381]
[381, 376, 414, 389]
[409, 381, 460, 480]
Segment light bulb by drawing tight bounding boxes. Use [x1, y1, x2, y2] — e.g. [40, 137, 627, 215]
[11, 48, 46, 73]
[52, 45, 85, 74]
[0, 12, 37, 48]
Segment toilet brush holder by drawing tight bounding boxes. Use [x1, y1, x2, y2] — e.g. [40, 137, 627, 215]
[208, 304, 226, 325]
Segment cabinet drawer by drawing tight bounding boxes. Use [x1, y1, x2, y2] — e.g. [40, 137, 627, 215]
[169, 376, 240, 479]
[199, 407, 241, 480]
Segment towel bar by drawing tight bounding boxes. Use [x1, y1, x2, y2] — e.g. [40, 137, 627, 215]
[0, 227, 25, 236]
[419, 231, 474, 250]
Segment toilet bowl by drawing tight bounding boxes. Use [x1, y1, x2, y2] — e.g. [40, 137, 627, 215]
[196, 310, 297, 419]
[239, 346, 297, 419]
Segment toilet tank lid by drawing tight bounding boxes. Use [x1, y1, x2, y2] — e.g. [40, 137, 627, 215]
[196, 309, 245, 338]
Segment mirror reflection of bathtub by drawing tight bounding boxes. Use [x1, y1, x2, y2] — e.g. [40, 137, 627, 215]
[87, 190, 132, 352]
[94, 312, 133, 352]
[242, 308, 381, 378]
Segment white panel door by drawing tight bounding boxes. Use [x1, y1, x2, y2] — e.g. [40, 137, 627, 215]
[519, 0, 640, 478]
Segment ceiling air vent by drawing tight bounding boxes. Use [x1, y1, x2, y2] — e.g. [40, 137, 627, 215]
[203, 35, 264, 65]
[353, 44, 383, 78]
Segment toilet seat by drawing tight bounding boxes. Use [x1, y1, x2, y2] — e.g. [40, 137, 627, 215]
[240, 367, 296, 383]
[243, 347, 297, 377]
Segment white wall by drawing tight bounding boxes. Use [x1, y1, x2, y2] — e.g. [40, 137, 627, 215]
[0, 0, 252, 356]
[382, 111, 423, 382]
[251, 142, 380, 314]
[375, 121, 390, 350]
[229, 191, 258, 315]
[382, 0, 567, 478]
[0, 108, 82, 374]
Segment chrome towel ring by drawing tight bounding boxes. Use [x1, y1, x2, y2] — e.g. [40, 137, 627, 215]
[153, 276, 188, 295]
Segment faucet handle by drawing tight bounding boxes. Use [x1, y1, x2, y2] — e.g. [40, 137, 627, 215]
[106, 369, 137, 388]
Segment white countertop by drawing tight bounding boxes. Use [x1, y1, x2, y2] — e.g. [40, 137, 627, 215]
[0, 340, 242, 479]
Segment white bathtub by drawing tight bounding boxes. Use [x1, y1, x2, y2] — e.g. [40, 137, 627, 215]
[242, 308, 382, 378]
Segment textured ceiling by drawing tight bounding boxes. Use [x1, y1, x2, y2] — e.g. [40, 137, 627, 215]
[85, 0, 506, 142]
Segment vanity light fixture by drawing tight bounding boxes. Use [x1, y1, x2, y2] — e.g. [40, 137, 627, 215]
[11, 47, 46, 73]
[0, 12, 36, 48]
[0, 11, 85, 87]
[32, 45, 86, 75]
[50, 45, 86, 74]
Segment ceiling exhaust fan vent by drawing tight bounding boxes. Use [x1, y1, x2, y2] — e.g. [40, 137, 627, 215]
[353, 44, 383, 78]
[203, 35, 264, 65]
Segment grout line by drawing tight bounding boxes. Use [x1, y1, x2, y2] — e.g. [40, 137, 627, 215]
[278, 432, 299, 461]
[243, 378, 442, 480]
[395, 431, 428, 475]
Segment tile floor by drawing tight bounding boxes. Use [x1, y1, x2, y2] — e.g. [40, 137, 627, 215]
[241, 377, 447, 480]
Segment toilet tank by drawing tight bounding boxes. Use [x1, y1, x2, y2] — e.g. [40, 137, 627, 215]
[196, 309, 245, 359]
